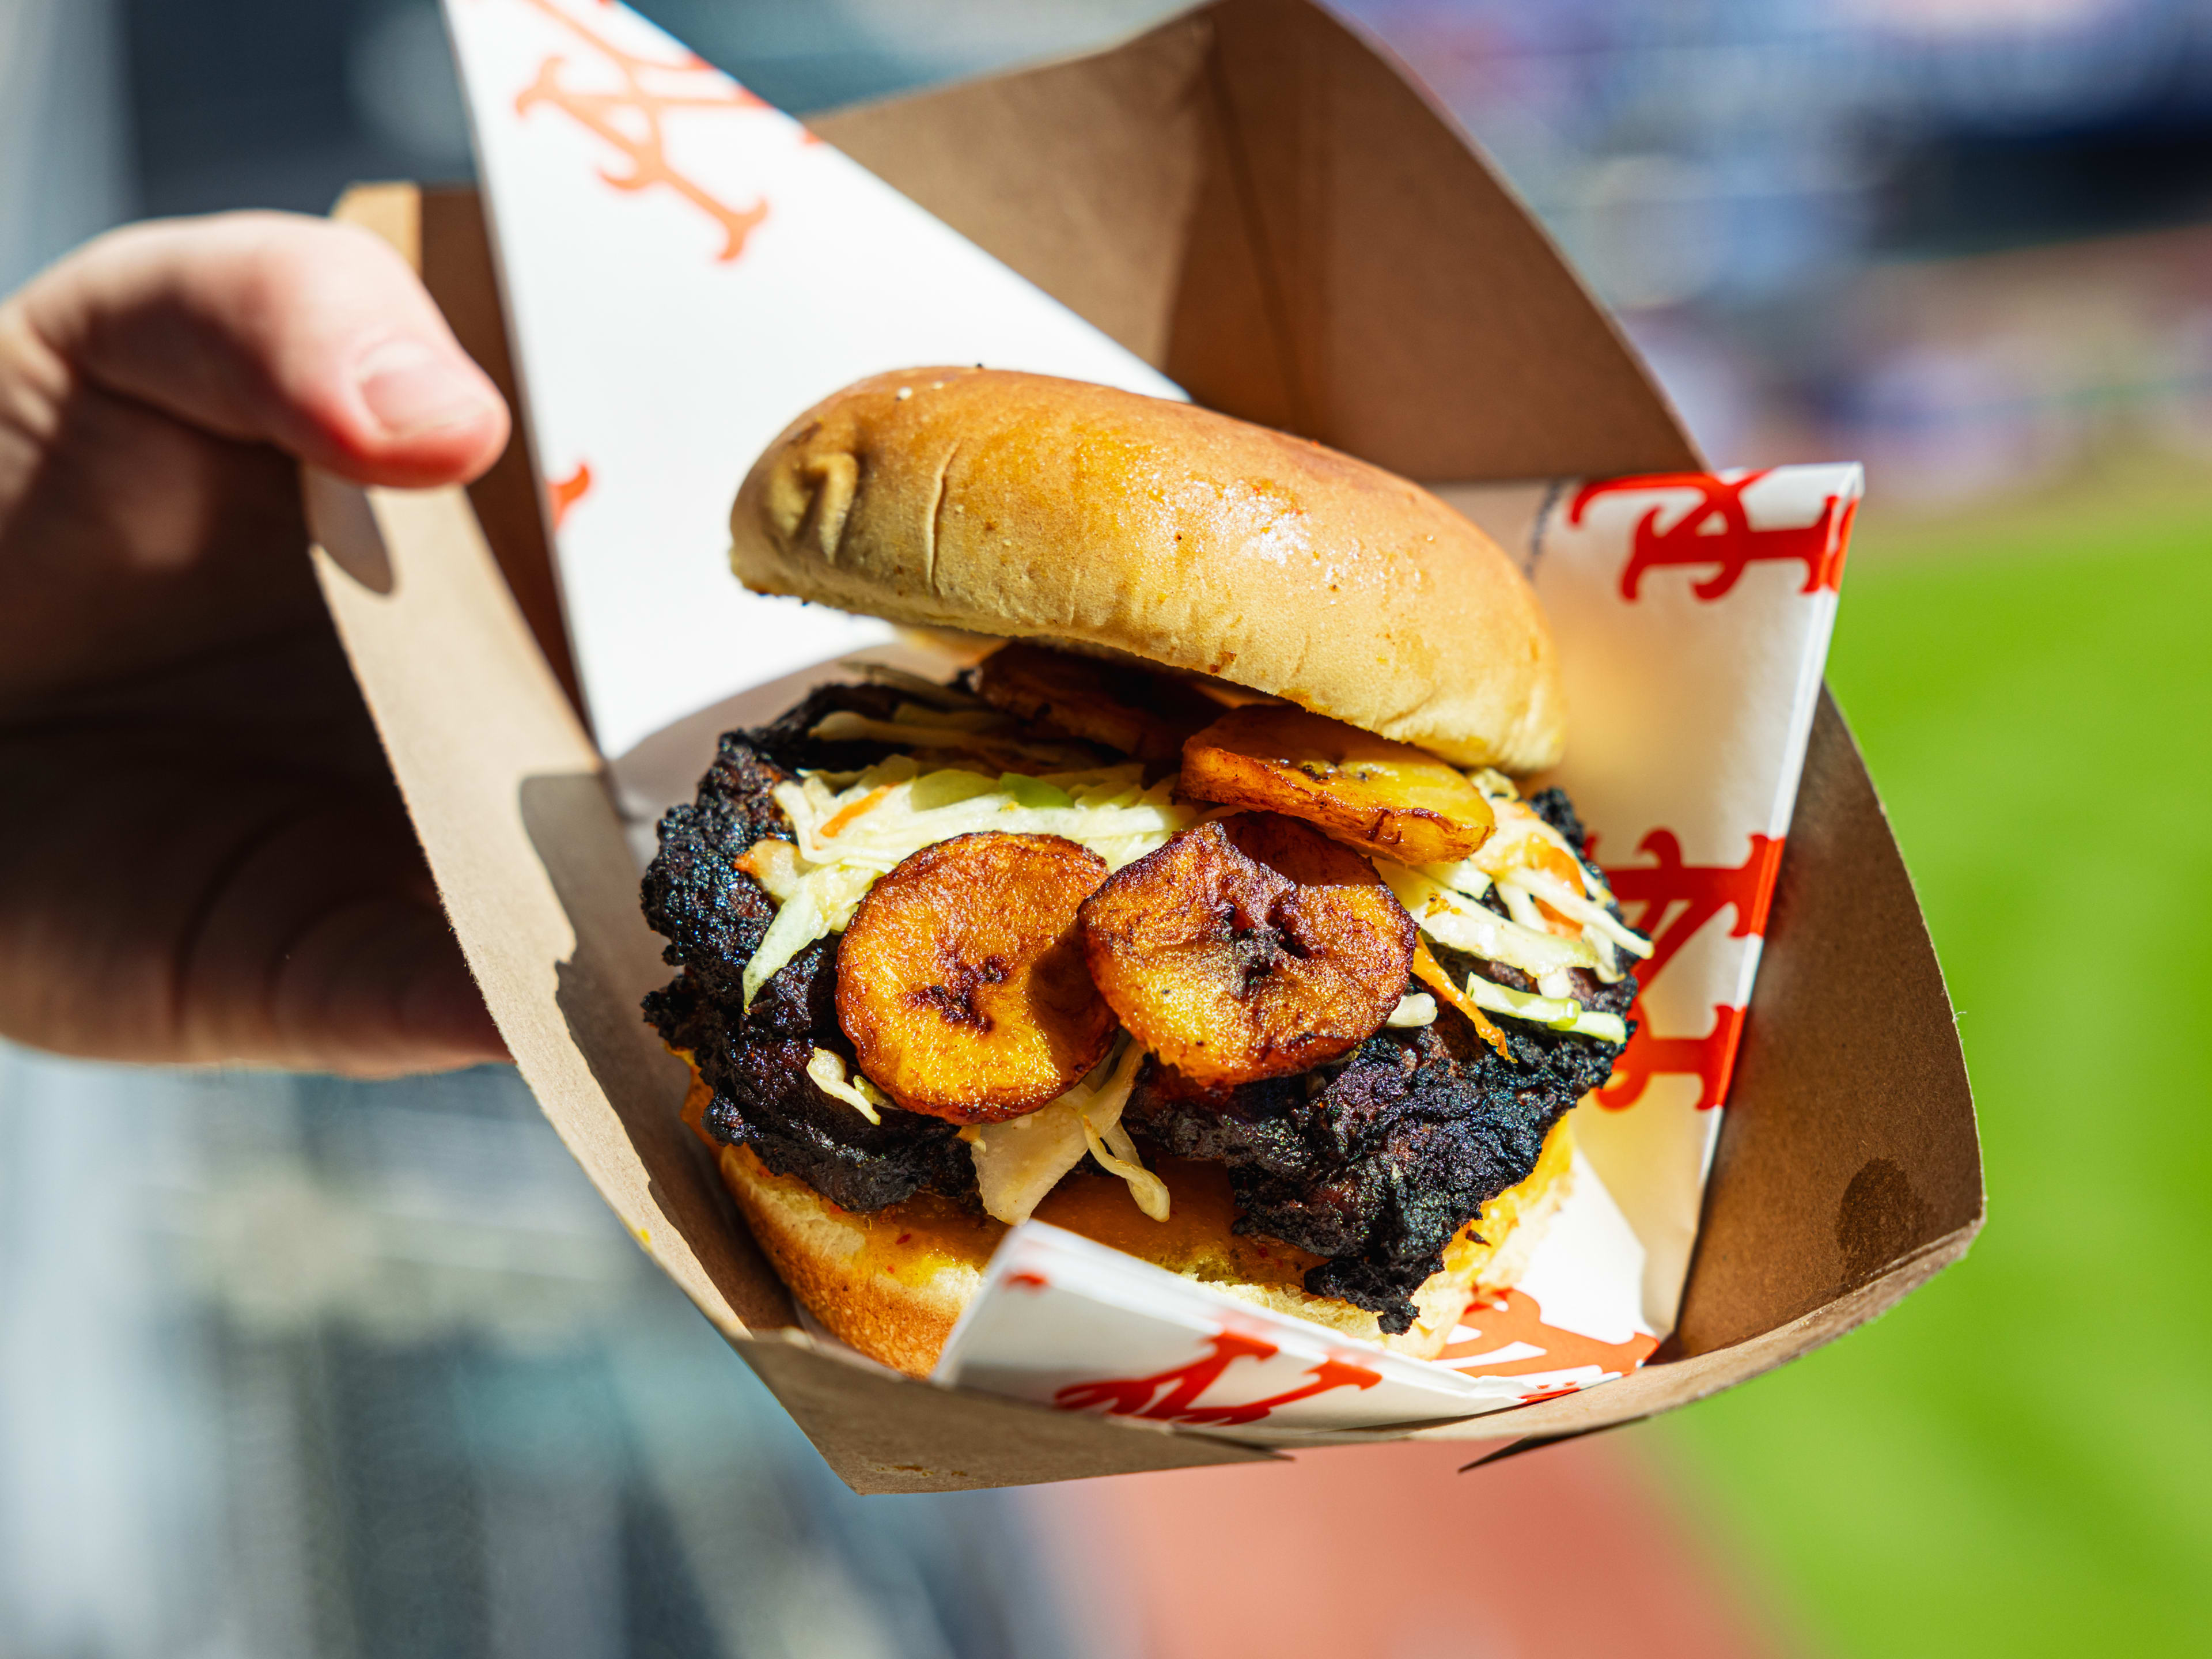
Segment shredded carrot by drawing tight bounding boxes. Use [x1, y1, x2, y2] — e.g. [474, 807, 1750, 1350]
[1527, 842, 1585, 891]
[733, 842, 781, 878]
[819, 785, 891, 839]
[1531, 844, 1587, 932]
[1411, 941, 1514, 1062]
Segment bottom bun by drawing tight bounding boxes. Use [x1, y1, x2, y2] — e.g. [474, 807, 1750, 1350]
[683, 1065, 1576, 1378]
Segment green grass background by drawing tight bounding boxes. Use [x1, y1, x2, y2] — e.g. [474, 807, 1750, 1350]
[1654, 476, 2212, 1656]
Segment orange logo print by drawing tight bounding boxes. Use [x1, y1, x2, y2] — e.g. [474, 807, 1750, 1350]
[1597, 1002, 1749, 1113]
[547, 460, 593, 528]
[1569, 469, 1854, 602]
[1593, 830, 1785, 1112]
[1603, 829, 1783, 982]
[1054, 1331, 1381, 1426]
[1436, 1287, 1659, 1400]
[510, 0, 770, 260]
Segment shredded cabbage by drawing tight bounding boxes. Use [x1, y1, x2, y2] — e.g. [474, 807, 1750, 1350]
[1460, 972, 1628, 1044]
[805, 1048, 888, 1125]
[773, 763, 1188, 873]
[966, 1106, 1089, 1224]
[1463, 975, 1577, 1029]
[995, 772, 1073, 810]
[736, 838, 804, 903]
[1496, 865, 1653, 957]
[1449, 771, 1646, 983]
[1375, 771, 1650, 1045]
[741, 862, 875, 1007]
[1376, 862, 1602, 978]
[1386, 993, 1438, 1028]
[1413, 858, 1493, 903]
[1084, 1113, 1170, 1222]
[734, 759, 1196, 1008]
[967, 1042, 1163, 1225]
[1563, 1007, 1630, 1045]
[1497, 878, 1554, 935]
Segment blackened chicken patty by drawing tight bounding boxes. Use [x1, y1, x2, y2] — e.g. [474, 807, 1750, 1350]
[641, 686, 1636, 1331]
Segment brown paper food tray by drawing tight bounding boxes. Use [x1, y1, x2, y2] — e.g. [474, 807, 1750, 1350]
[309, 0, 1980, 1494]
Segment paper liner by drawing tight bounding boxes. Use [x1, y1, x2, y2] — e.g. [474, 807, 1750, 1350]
[920, 465, 1856, 1433]
[442, 0, 1180, 763]
[935, 1152, 1653, 1439]
[1528, 465, 1858, 1334]
[440, 0, 1861, 1433]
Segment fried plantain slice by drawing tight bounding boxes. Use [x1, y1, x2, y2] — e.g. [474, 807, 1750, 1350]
[836, 832, 1116, 1123]
[1078, 812, 1415, 1085]
[975, 642, 1222, 767]
[1179, 704, 1496, 865]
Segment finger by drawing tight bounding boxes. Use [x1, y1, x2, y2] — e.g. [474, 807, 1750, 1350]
[0, 750, 507, 1077]
[12, 211, 510, 489]
[172, 788, 512, 1077]
[260, 896, 512, 1079]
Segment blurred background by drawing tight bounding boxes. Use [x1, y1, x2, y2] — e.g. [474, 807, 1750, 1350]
[2, 1, 2207, 1655]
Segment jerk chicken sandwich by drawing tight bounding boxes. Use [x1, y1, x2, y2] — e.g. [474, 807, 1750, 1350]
[641, 368, 1653, 1378]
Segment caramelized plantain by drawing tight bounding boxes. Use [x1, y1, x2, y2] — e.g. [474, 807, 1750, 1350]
[975, 642, 1221, 767]
[836, 832, 1116, 1123]
[1078, 812, 1415, 1085]
[1179, 705, 1495, 864]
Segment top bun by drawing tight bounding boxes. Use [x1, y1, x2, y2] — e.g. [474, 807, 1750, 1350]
[730, 368, 1565, 772]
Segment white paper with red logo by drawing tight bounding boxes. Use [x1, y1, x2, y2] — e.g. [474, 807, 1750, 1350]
[442, 0, 1861, 1435]
[1528, 466, 1857, 1335]
[936, 1148, 1660, 1441]
[440, 0, 1180, 765]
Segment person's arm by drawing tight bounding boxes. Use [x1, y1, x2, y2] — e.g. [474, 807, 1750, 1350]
[0, 212, 513, 1076]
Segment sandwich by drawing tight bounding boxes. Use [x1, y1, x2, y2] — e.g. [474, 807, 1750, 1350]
[640, 368, 1652, 1377]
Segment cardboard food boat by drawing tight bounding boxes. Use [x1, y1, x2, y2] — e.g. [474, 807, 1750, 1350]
[303, 0, 1980, 1491]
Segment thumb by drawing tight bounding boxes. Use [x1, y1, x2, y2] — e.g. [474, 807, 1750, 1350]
[14, 210, 510, 488]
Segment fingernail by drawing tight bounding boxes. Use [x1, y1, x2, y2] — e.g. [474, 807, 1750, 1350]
[355, 337, 495, 437]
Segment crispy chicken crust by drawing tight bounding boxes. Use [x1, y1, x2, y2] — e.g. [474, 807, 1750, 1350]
[640, 682, 1637, 1331]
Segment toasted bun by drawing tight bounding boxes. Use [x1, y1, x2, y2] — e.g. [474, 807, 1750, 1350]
[731, 368, 1566, 773]
[688, 1066, 1577, 1376]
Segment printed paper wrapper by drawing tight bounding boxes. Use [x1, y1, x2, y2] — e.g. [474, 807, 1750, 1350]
[935, 1149, 1656, 1441]
[441, 0, 1861, 1435]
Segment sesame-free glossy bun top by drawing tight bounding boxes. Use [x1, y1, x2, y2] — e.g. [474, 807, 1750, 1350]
[730, 368, 1566, 772]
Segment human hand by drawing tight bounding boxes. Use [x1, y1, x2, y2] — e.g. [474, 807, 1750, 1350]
[0, 212, 513, 1076]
